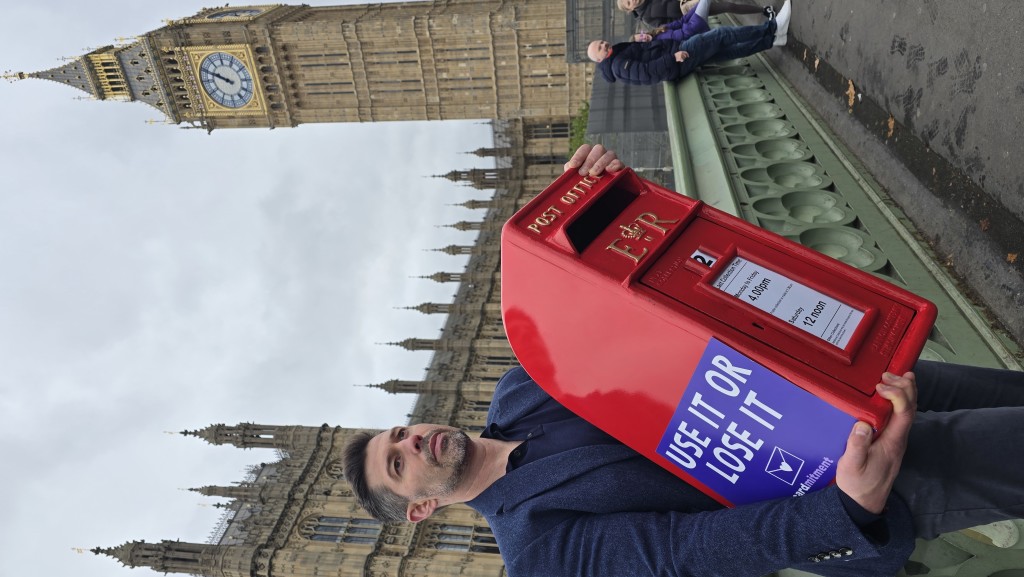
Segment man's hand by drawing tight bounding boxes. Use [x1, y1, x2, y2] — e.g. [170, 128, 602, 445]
[674, 51, 690, 62]
[836, 372, 917, 514]
[565, 144, 626, 176]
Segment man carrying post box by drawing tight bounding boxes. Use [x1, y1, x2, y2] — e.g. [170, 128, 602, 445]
[345, 145, 1024, 577]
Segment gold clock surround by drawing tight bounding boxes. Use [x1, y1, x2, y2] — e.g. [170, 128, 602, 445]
[182, 45, 267, 117]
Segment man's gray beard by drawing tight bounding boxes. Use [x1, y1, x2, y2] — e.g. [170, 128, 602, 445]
[420, 429, 470, 499]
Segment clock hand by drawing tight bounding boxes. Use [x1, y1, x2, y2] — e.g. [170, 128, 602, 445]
[211, 72, 236, 85]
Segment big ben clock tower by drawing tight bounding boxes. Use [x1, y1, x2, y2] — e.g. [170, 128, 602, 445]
[8, 1, 591, 132]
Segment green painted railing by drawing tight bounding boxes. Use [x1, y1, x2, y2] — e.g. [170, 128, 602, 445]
[664, 54, 1020, 371]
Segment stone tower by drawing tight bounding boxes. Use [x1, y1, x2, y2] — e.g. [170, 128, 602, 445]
[96, 423, 506, 577]
[9, 1, 591, 131]
[88, 105, 570, 577]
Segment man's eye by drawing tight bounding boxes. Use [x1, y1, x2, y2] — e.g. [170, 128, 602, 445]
[397, 428, 407, 439]
[394, 457, 401, 474]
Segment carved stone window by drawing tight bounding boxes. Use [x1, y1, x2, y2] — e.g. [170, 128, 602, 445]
[462, 399, 491, 413]
[525, 122, 570, 140]
[299, 515, 381, 544]
[424, 523, 499, 554]
[324, 459, 344, 479]
[526, 154, 566, 166]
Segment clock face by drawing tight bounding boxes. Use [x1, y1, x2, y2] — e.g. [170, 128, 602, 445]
[207, 9, 262, 19]
[199, 52, 255, 108]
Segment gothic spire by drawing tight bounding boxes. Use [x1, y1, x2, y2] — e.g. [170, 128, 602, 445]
[92, 542, 136, 566]
[182, 423, 293, 449]
[403, 302, 453, 314]
[442, 220, 484, 231]
[190, 483, 261, 501]
[387, 338, 441, 351]
[17, 56, 99, 98]
[92, 540, 226, 575]
[417, 272, 462, 283]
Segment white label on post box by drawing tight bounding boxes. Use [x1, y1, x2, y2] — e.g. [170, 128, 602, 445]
[690, 249, 718, 268]
[712, 257, 864, 349]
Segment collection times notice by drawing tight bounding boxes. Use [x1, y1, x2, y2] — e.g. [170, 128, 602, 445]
[713, 257, 864, 349]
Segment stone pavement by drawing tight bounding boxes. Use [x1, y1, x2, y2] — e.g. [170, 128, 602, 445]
[737, 0, 1024, 348]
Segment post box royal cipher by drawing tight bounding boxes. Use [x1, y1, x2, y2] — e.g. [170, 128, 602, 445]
[501, 168, 935, 507]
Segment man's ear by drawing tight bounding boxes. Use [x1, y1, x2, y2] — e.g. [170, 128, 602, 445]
[406, 498, 438, 523]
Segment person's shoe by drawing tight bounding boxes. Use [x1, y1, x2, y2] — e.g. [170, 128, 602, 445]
[773, 0, 791, 46]
[763, 5, 775, 20]
[962, 521, 1022, 549]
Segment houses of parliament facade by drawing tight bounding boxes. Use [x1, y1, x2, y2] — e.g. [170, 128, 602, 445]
[11, 2, 603, 576]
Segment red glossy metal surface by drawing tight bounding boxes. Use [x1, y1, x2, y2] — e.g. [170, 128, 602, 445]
[501, 168, 936, 506]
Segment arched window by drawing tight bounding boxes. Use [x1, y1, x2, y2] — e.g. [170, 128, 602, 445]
[425, 523, 499, 555]
[300, 516, 381, 545]
[462, 399, 491, 412]
[526, 154, 566, 166]
[525, 122, 570, 140]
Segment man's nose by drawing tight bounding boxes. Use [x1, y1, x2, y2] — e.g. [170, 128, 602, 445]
[399, 433, 423, 454]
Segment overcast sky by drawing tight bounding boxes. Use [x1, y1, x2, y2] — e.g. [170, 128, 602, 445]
[0, 2, 494, 576]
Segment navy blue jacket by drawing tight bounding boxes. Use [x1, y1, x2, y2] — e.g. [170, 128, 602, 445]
[597, 40, 683, 85]
[467, 367, 917, 577]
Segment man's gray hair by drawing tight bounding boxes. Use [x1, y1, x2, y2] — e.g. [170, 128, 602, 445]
[342, 430, 409, 523]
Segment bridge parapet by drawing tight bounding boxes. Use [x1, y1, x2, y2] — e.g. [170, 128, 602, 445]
[665, 52, 1020, 372]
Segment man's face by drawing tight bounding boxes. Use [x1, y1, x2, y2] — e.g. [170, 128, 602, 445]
[365, 423, 471, 506]
[622, 0, 642, 10]
[588, 40, 612, 63]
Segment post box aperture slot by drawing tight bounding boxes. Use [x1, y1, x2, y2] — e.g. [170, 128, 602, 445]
[565, 185, 639, 253]
[712, 256, 866, 350]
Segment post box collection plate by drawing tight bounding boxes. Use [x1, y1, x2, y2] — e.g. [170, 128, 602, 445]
[501, 168, 936, 506]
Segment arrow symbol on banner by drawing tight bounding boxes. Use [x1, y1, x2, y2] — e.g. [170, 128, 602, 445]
[766, 446, 806, 485]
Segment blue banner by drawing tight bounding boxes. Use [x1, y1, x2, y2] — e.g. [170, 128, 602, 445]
[656, 338, 857, 504]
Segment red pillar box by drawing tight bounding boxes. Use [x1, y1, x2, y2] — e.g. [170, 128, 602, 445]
[501, 168, 935, 506]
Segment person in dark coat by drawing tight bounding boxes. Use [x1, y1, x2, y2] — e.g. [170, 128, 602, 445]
[589, 0, 790, 85]
[618, 0, 770, 29]
[631, 0, 713, 43]
[342, 143, 1024, 577]
[345, 357, 1024, 577]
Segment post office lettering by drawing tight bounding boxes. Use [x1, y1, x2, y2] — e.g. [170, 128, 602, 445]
[526, 205, 563, 234]
[560, 175, 600, 206]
